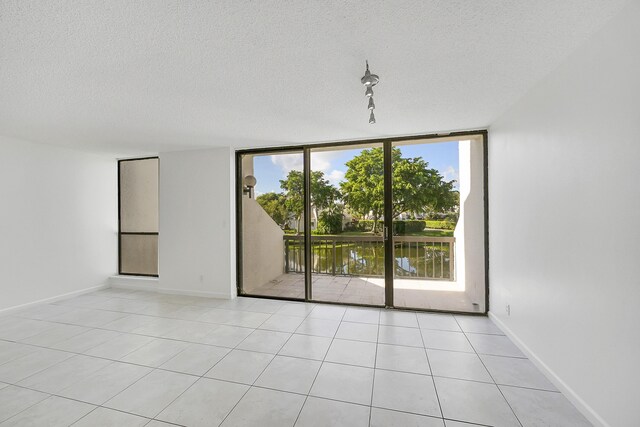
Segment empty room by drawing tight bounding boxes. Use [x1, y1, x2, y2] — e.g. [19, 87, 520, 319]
[0, 1, 638, 426]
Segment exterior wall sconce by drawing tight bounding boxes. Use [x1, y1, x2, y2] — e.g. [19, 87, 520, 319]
[243, 175, 257, 198]
[361, 60, 379, 124]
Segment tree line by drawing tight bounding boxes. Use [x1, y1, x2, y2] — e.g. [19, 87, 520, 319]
[256, 147, 459, 234]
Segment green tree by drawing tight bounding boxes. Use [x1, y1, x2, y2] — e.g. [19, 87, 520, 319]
[279, 170, 341, 232]
[279, 171, 304, 229]
[317, 203, 344, 235]
[255, 192, 288, 227]
[340, 148, 386, 231]
[341, 147, 457, 232]
[392, 151, 457, 217]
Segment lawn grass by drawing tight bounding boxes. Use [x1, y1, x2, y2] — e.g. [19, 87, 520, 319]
[332, 229, 453, 237]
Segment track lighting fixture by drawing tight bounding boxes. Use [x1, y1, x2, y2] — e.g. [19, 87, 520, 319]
[360, 61, 379, 87]
[361, 61, 379, 124]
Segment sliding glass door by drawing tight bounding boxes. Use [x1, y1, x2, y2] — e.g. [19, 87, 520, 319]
[388, 136, 487, 312]
[237, 132, 487, 313]
[309, 143, 385, 306]
[238, 150, 305, 300]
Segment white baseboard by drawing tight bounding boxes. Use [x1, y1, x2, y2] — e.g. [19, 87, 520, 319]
[108, 275, 158, 292]
[0, 282, 109, 316]
[108, 276, 232, 300]
[156, 287, 232, 299]
[0, 277, 232, 317]
[488, 312, 608, 427]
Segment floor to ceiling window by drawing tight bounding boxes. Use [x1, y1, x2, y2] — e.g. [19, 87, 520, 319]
[238, 150, 305, 300]
[237, 132, 487, 313]
[118, 157, 159, 276]
[309, 143, 386, 306]
[390, 137, 486, 311]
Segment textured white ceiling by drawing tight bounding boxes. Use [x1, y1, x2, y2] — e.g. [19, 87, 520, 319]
[0, 0, 629, 154]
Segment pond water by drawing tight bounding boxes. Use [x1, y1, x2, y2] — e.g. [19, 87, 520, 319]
[285, 241, 452, 280]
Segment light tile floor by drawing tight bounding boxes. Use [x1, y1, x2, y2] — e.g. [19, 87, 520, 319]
[0, 288, 591, 426]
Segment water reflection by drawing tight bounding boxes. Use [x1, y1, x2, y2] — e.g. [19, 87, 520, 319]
[286, 240, 451, 280]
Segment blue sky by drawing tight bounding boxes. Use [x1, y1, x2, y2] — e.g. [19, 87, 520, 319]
[251, 141, 459, 195]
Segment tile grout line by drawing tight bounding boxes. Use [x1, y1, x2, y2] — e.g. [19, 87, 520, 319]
[194, 299, 317, 426]
[292, 305, 347, 426]
[57, 292, 315, 318]
[419, 320, 445, 422]
[0, 313, 551, 392]
[48, 291, 500, 332]
[44, 298, 277, 329]
[4, 378, 465, 427]
[68, 405, 152, 427]
[1, 382, 162, 426]
[368, 309, 382, 426]
[216, 305, 315, 425]
[150, 301, 310, 425]
[3, 310, 518, 360]
[0, 385, 51, 424]
[0, 298, 297, 426]
[1, 332, 561, 412]
[2, 292, 562, 425]
[453, 315, 524, 427]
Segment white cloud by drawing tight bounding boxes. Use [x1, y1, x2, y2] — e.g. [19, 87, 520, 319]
[271, 151, 346, 185]
[311, 151, 341, 173]
[270, 153, 303, 173]
[326, 169, 346, 186]
[442, 165, 459, 188]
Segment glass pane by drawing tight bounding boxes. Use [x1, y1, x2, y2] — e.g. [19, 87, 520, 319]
[120, 158, 159, 233]
[391, 137, 485, 312]
[120, 234, 158, 275]
[240, 151, 304, 300]
[309, 143, 385, 306]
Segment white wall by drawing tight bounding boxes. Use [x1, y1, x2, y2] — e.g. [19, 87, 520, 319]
[453, 138, 486, 311]
[0, 136, 117, 312]
[242, 197, 285, 292]
[158, 147, 236, 299]
[488, 2, 640, 426]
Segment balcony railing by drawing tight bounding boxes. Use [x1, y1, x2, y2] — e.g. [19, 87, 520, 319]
[284, 234, 455, 280]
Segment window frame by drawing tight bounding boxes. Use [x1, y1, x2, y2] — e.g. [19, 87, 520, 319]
[117, 156, 160, 277]
[235, 130, 490, 314]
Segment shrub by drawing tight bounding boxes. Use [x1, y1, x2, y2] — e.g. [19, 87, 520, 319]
[343, 221, 358, 232]
[403, 220, 426, 233]
[345, 219, 378, 232]
[393, 220, 425, 234]
[425, 220, 456, 230]
[316, 211, 343, 234]
[343, 220, 426, 234]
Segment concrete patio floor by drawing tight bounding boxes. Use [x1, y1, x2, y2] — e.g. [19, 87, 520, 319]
[248, 273, 479, 312]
